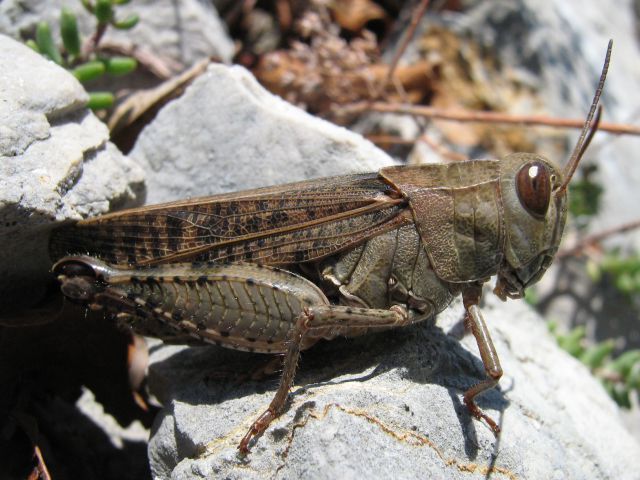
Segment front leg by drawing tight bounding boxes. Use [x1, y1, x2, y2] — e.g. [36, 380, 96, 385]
[239, 304, 410, 453]
[461, 285, 503, 435]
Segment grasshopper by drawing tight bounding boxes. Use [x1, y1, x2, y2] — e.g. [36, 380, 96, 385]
[50, 42, 611, 453]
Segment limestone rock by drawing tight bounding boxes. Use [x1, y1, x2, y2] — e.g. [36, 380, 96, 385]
[147, 296, 640, 479]
[129, 63, 396, 204]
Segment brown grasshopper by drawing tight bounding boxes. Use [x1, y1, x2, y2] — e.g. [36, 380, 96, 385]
[50, 42, 611, 453]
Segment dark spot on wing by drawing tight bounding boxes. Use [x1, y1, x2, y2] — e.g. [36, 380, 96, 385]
[166, 215, 183, 253]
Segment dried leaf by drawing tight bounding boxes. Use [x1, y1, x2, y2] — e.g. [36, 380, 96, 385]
[28, 444, 52, 480]
[128, 335, 149, 393]
[419, 27, 539, 155]
[254, 48, 434, 116]
[109, 58, 210, 151]
[329, 0, 387, 32]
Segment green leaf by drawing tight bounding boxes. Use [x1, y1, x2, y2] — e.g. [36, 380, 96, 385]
[81, 0, 94, 13]
[25, 39, 40, 53]
[103, 56, 137, 76]
[112, 14, 139, 30]
[72, 61, 106, 82]
[557, 326, 586, 358]
[568, 165, 602, 219]
[95, 0, 114, 24]
[598, 250, 640, 296]
[36, 21, 63, 65]
[60, 8, 81, 57]
[615, 273, 634, 294]
[602, 252, 640, 276]
[611, 384, 631, 408]
[569, 180, 603, 218]
[113, 0, 131, 4]
[627, 362, 640, 391]
[586, 259, 601, 282]
[601, 380, 614, 398]
[579, 340, 615, 369]
[87, 91, 114, 110]
[609, 350, 640, 380]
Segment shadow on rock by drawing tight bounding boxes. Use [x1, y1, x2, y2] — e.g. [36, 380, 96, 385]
[148, 317, 509, 457]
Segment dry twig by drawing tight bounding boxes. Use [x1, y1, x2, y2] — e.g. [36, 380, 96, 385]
[340, 102, 640, 136]
[558, 219, 640, 259]
[29, 445, 52, 480]
[417, 132, 469, 161]
[99, 40, 178, 79]
[385, 0, 430, 88]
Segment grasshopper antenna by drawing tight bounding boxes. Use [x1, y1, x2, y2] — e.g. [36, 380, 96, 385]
[556, 39, 612, 196]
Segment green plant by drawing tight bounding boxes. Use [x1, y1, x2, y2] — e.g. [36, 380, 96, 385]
[26, 0, 139, 109]
[568, 163, 603, 230]
[588, 250, 640, 298]
[549, 322, 640, 408]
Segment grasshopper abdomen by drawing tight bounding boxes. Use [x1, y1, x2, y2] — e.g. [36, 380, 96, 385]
[54, 257, 331, 353]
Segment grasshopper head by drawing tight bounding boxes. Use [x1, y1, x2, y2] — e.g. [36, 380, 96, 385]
[494, 154, 568, 299]
[494, 40, 610, 300]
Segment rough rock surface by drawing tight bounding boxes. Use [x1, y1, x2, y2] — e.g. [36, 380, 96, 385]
[0, 35, 144, 313]
[147, 295, 640, 479]
[129, 63, 396, 204]
[0, 0, 234, 71]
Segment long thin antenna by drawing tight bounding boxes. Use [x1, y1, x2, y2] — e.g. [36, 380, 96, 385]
[557, 39, 613, 196]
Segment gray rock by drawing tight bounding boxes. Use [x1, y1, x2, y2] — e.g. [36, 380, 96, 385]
[129, 63, 396, 204]
[147, 295, 640, 479]
[0, 35, 144, 313]
[0, 0, 234, 72]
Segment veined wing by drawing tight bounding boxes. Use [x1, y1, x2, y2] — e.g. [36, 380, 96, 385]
[50, 173, 411, 267]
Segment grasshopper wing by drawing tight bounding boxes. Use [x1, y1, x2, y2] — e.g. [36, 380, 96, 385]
[50, 173, 410, 267]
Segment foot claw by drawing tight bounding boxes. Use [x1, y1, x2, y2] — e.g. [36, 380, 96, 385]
[238, 409, 276, 454]
[463, 396, 500, 437]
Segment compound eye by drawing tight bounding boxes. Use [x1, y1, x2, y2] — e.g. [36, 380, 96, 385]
[516, 161, 551, 219]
